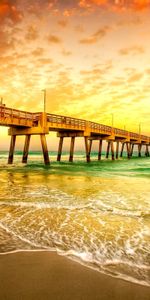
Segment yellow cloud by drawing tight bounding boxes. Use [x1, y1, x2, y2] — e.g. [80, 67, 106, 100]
[119, 46, 145, 55]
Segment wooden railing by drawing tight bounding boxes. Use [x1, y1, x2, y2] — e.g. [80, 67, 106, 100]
[90, 121, 112, 133]
[0, 105, 34, 122]
[47, 114, 149, 141]
[47, 113, 86, 129]
[0, 105, 149, 142]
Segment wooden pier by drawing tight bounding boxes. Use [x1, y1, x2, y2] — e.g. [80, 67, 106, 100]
[0, 105, 149, 165]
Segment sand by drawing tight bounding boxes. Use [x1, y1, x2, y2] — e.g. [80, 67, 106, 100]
[0, 251, 149, 300]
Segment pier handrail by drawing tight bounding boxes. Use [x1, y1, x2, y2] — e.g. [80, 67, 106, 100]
[47, 113, 86, 128]
[0, 105, 149, 143]
[0, 105, 34, 120]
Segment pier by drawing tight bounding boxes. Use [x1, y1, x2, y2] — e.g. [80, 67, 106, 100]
[0, 105, 149, 165]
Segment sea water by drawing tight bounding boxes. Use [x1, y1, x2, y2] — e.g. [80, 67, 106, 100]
[0, 151, 149, 286]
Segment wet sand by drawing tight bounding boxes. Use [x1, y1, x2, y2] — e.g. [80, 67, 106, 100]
[0, 251, 149, 300]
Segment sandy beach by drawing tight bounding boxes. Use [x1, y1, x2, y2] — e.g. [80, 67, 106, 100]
[0, 251, 149, 300]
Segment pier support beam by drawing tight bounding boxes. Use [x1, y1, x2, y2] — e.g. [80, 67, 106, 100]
[98, 140, 103, 161]
[120, 143, 125, 157]
[89, 140, 93, 157]
[130, 144, 134, 157]
[116, 142, 119, 159]
[22, 135, 31, 163]
[8, 135, 16, 164]
[111, 141, 115, 160]
[84, 137, 90, 162]
[126, 142, 131, 159]
[106, 141, 111, 158]
[57, 137, 64, 162]
[145, 145, 149, 157]
[40, 134, 50, 165]
[69, 137, 75, 162]
[138, 144, 142, 157]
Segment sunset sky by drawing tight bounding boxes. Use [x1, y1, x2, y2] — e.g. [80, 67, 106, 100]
[0, 0, 150, 148]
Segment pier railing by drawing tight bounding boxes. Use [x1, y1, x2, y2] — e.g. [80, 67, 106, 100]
[0, 105, 149, 143]
[46, 113, 149, 142]
[47, 113, 86, 129]
[0, 105, 34, 126]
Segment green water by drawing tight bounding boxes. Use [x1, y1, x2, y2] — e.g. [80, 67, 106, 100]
[0, 152, 149, 286]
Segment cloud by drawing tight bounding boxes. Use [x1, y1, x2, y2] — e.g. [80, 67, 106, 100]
[48, 34, 62, 43]
[37, 58, 53, 65]
[132, 0, 150, 10]
[0, 0, 23, 24]
[57, 19, 68, 27]
[79, 0, 107, 8]
[78, 1, 150, 11]
[25, 25, 39, 41]
[61, 49, 72, 56]
[146, 69, 150, 74]
[79, 26, 110, 44]
[119, 46, 145, 56]
[0, 28, 15, 53]
[0, 1, 23, 55]
[32, 48, 45, 56]
[127, 72, 143, 83]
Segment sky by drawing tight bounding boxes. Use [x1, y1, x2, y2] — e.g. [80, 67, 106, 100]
[0, 0, 150, 149]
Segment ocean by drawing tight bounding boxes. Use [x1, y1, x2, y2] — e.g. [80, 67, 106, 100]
[0, 151, 149, 287]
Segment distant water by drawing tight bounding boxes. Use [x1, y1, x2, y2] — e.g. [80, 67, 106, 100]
[0, 151, 150, 287]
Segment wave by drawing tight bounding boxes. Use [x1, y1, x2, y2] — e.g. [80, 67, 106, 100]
[0, 200, 149, 218]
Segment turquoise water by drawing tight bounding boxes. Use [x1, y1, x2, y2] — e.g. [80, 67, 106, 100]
[0, 151, 150, 286]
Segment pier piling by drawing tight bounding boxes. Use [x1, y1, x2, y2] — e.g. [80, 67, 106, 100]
[111, 142, 115, 160]
[130, 144, 134, 157]
[138, 144, 142, 157]
[40, 134, 50, 165]
[22, 135, 31, 163]
[69, 137, 75, 162]
[84, 137, 90, 162]
[57, 137, 64, 162]
[89, 140, 93, 157]
[106, 141, 111, 158]
[98, 140, 102, 161]
[8, 135, 16, 164]
[120, 143, 125, 157]
[145, 145, 149, 157]
[116, 141, 119, 159]
[126, 143, 131, 159]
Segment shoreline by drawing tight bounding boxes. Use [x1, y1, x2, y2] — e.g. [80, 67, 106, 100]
[0, 248, 149, 288]
[0, 250, 149, 300]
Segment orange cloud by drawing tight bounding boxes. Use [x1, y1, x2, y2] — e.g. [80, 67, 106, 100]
[25, 25, 39, 41]
[132, 0, 150, 10]
[32, 48, 45, 57]
[0, 1, 22, 23]
[57, 19, 68, 27]
[79, 26, 110, 44]
[48, 34, 62, 43]
[79, 0, 107, 8]
[127, 72, 143, 83]
[78, 0, 150, 10]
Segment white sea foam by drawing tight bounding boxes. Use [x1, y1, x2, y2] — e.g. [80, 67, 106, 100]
[0, 154, 149, 287]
